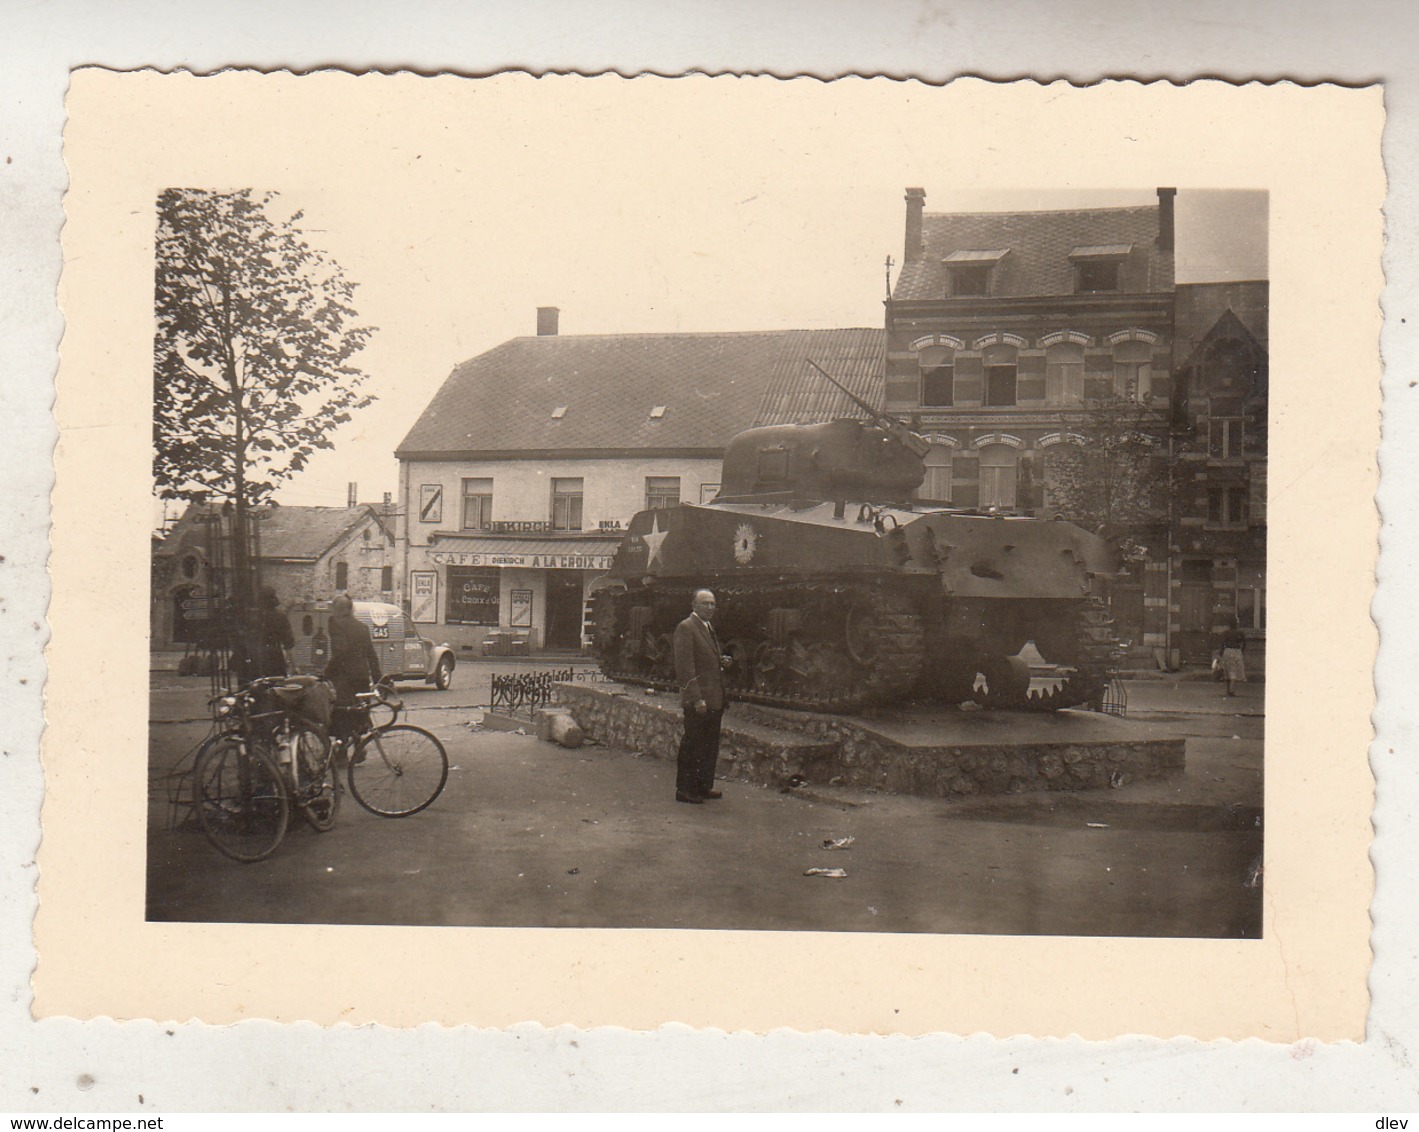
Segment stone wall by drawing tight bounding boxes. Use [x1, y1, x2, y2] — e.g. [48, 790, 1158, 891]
[556, 683, 1186, 800]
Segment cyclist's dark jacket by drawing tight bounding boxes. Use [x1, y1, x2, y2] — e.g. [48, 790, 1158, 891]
[323, 611, 382, 701]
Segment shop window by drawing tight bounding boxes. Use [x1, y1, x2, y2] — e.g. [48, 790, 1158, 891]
[334, 561, 348, 589]
[551, 477, 584, 531]
[461, 478, 493, 530]
[983, 344, 1017, 407]
[645, 476, 681, 510]
[979, 444, 1018, 509]
[1045, 342, 1085, 405]
[1209, 418, 1244, 460]
[918, 445, 953, 503]
[446, 565, 501, 626]
[1208, 485, 1247, 526]
[380, 565, 393, 592]
[1113, 340, 1153, 401]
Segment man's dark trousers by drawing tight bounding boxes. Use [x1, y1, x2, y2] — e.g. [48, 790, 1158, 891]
[676, 707, 723, 798]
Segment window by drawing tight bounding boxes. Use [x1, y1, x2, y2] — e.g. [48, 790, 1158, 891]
[1045, 343, 1085, 405]
[1113, 340, 1153, 401]
[983, 344, 1017, 407]
[1235, 565, 1266, 630]
[979, 445, 1018, 509]
[461, 478, 493, 529]
[950, 265, 990, 296]
[1076, 261, 1120, 292]
[551, 477, 584, 530]
[446, 566, 501, 625]
[334, 561, 348, 590]
[1208, 485, 1247, 526]
[1209, 418, 1244, 460]
[919, 445, 953, 503]
[380, 565, 393, 592]
[917, 344, 955, 407]
[645, 476, 680, 510]
[922, 366, 954, 406]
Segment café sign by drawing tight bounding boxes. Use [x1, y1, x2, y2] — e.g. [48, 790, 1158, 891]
[429, 550, 615, 570]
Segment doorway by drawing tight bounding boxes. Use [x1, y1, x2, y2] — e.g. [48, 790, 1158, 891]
[544, 570, 585, 651]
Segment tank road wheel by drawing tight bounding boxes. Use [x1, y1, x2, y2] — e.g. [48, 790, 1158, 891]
[642, 631, 675, 681]
[972, 654, 1032, 709]
[803, 642, 856, 703]
[722, 637, 755, 694]
[751, 641, 784, 696]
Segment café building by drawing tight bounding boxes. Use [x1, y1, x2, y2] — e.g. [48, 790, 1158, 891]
[395, 310, 885, 655]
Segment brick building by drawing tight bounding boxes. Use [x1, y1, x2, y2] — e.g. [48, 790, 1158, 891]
[883, 187, 1178, 651]
[1168, 281, 1268, 669]
[394, 311, 882, 655]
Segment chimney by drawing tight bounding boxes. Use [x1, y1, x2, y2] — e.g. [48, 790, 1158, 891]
[1157, 187, 1177, 252]
[537, 306, 560, 336]
[347, 482, 358, 508]
[904, 187, 926, 262]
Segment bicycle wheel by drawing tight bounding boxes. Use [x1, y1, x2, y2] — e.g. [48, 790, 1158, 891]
[292, 725, 340, 833]
[194, 736, 289, 862]
[347, 724, 449, 817]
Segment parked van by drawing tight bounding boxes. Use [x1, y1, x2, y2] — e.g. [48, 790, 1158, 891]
[289, 600, 457, 690]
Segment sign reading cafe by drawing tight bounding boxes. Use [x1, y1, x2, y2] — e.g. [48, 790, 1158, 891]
[429, 551, 615, 571]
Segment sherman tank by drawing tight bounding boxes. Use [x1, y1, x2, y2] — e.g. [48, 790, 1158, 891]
[592, 364, 1118, 714]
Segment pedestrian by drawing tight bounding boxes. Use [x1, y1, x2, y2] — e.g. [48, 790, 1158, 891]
[1217, 617, 1247, 697]
[323, 593, 382, 738]
[673, 588, 731, 804]
[239, 586, 294, 682]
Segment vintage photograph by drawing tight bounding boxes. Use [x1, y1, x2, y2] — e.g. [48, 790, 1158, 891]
[140, 92, 1268, 938]
[42, 70, 1379, 1038]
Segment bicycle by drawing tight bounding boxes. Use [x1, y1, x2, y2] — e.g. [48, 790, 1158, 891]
[331, 685, 449, 818]
[192, 675, 339, 863]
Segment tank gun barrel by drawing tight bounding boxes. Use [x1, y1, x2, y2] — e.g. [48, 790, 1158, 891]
[806, 359, 931, 458]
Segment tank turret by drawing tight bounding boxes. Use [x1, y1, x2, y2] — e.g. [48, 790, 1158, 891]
[718, 418, 925, 505]
[593, 361, 1119, 714]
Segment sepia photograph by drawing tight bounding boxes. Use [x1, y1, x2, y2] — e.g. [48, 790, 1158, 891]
[139, 87, 1267, 940]
[41, 71, 1377, 1039]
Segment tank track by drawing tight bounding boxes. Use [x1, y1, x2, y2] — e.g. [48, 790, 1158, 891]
[972, 597, 1120, 712]
[596, 579, 924, 714]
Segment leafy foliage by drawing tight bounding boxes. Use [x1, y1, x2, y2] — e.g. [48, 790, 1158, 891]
[1045, 395, 1170, 544]
[154, 189, 376, 505]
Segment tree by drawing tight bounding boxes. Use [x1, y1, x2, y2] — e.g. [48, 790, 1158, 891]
[154, 188, 376, 508]
[154, 189, 376, 677]
[1044, 395, 1170, 547]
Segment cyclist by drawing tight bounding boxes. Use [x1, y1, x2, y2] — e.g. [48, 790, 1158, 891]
[323, 593, 382, 740]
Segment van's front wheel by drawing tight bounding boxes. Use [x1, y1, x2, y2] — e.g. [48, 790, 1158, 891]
[434, 655, 454, 691]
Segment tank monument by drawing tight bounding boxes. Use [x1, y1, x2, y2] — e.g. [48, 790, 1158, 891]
[559, 362, 1183, 801]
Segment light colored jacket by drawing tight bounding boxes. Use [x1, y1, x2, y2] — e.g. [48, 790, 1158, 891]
[674, 614, 725, 711]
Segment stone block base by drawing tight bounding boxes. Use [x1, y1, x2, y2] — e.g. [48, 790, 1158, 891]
[555, 683, 1185, 800]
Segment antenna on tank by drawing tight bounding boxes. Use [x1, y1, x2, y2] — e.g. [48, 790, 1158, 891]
[805, 359, 931, 458]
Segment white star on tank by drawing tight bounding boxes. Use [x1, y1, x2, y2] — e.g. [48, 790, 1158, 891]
[642, 512, 669, 567]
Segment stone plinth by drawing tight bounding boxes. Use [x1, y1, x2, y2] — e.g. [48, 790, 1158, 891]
[555, 683, 1185, 800]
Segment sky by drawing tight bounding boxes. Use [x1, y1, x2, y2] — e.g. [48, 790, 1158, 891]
[158, 78, 1268, 518]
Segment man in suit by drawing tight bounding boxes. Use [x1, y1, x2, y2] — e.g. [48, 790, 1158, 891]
[673, 588, 730, 804]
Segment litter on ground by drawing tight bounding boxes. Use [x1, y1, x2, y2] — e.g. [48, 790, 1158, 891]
[804, 867, 848, 878]
[822, 836, 856, 850]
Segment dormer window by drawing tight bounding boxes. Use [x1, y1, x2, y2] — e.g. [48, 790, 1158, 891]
[1070, 245, 1131, 293]
[943, 248, 1008, 297]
